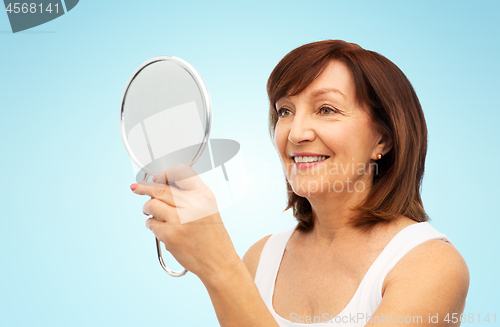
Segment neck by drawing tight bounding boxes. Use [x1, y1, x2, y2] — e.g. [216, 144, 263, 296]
[305, 175, 375, 247]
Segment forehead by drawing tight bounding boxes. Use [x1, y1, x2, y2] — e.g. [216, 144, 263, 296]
[280, 60, 355, 103]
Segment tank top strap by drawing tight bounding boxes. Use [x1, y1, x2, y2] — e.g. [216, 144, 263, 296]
[350, 222, 456, 312]
[255, 227, 296, 305]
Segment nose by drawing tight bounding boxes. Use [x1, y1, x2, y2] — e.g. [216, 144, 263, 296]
[288, 112, 316, 145]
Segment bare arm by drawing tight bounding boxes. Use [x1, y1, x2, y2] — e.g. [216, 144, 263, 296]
[131, 166, 280, 327]
[365, 240, 470, 327]
[200, 235, 277, 327]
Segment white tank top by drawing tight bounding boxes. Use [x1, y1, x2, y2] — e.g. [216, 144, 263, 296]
[254, 222, 455, 326]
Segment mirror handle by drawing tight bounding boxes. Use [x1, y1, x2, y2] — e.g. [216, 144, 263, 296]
[156, 237, 188, 277]
[142, 172, 188, 277]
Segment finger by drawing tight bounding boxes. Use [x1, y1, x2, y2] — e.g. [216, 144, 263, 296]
[145, 216, 162, 231]
[131, 182, 176, 206]
[152, 164, 204, 190]
[153, 161, 196, 184]
[143, 198, 180, 223]
[152, 169, 167, 184]
[145, 217, 169, 244]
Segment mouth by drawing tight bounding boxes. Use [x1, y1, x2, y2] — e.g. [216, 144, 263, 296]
[290, 153, 330, 168]
[293, 155, 329, 163]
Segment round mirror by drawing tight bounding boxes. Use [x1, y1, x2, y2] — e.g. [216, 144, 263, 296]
[120, 56, 212, 182]
[120, 56, 212, 277]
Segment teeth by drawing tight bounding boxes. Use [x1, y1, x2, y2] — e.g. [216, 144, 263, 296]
[293, 156, 327, 163]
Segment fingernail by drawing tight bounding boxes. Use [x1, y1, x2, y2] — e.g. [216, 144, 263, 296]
[130, 183, 138, 191]
[152, 175, 157, 182]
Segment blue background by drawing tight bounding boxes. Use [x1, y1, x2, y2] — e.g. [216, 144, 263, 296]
[1, 0, 498, 326]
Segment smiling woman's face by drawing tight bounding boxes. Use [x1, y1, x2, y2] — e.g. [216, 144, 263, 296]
[274, 60, 387, 199]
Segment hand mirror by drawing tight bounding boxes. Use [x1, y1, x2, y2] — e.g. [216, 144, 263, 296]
[120, 56, 212, 277]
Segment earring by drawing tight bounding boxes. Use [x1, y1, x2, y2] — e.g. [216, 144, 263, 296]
[377, 153, 383, 160]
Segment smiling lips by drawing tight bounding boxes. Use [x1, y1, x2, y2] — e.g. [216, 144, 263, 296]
[290, 152, 330, 168]
[294, 155, 328, 163]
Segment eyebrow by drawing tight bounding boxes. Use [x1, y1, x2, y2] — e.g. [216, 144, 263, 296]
[280, 88, 346, 102]
[310, 88, 346, 99]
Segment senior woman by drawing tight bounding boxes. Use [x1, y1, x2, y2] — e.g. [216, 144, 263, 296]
[130, 40, 469, 326]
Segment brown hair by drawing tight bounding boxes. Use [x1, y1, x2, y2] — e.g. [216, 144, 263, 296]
[267, 40, 429, 232]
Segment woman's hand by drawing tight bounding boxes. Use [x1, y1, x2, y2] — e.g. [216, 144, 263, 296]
[130, 164, 240, 282]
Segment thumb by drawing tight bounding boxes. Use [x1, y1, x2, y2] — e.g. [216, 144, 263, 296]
[154, 163, 204, 190]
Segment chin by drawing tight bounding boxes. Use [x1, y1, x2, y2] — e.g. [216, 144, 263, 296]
[287, 176, 330, 198]
[290, 187, 323, 199]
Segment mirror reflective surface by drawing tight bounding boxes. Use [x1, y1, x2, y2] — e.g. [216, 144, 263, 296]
[120, 57, 212, 182]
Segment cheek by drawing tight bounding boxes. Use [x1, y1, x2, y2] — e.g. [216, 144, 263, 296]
[274, 122, 293, 177]
[319, 129, 370, 167]
[274, 122, 289, 156]
[317, 123, 354, 156]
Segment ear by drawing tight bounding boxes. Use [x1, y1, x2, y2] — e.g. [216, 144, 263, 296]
[371, 131, 393, 160]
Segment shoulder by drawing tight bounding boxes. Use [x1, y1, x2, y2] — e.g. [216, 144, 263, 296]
[242, 234, 273, 280]
[386, 239, 469, 293]
[374, 239, 470, 326]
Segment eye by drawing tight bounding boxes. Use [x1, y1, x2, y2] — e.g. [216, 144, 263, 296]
[277, 107, 293, 117]
[319, 106, 337, 115]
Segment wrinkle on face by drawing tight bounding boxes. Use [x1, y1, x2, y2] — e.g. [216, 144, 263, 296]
[273, 60, 383, 200]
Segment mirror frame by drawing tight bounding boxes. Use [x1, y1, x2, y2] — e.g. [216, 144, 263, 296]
[119, 56, 212, 176]
[119, 56, 213, 277]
